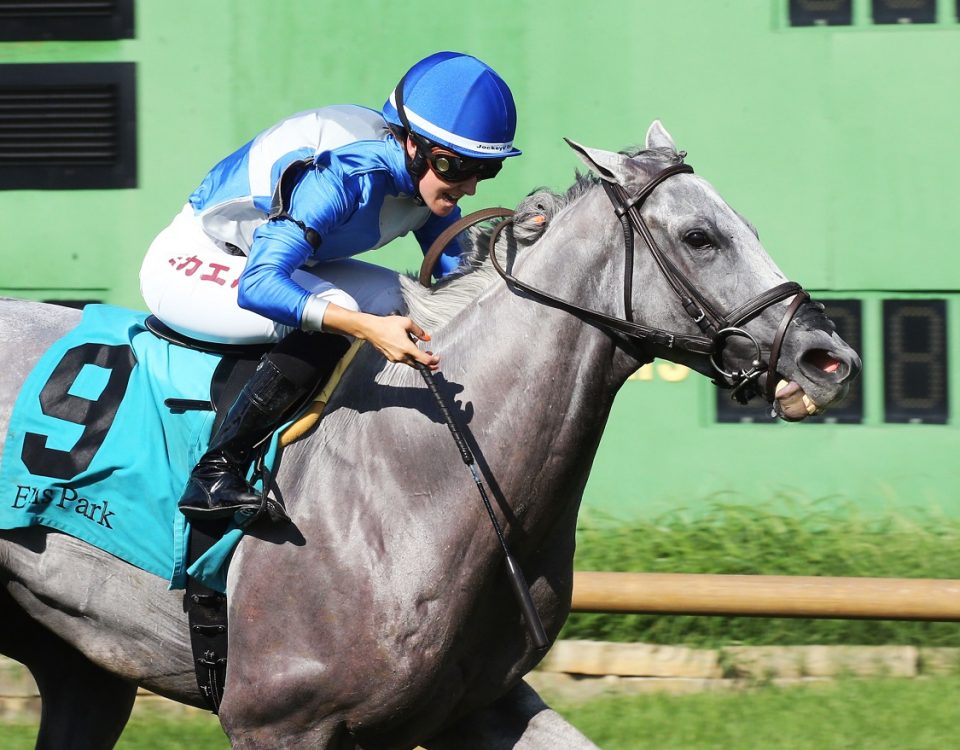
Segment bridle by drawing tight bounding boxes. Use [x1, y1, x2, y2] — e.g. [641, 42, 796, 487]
[420, 158, 810, 404]
[599, 159, 810, 403]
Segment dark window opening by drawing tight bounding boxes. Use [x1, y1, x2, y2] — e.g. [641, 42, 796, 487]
[872, 0, 936, 24]
[0, 0, 133, 41]
[883, 300, 948, 424]
[789, 0, 853, 26]
[0, 62, 137, 190]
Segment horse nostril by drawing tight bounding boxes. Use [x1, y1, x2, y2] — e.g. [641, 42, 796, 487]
[801, 348, 844, 378]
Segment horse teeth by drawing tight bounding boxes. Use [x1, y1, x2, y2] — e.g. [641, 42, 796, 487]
[775, 379, 789, 397]
[802, 394, 818, 415]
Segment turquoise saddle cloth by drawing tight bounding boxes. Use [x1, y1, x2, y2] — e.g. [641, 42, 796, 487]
[0, 304, 272, 592]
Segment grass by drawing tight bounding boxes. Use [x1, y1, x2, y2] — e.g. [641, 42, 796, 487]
[4, 676, 959, 748]
[551, 675, 960, 749]
[1, 712, 229, 749]
[564, 497, 960, 646]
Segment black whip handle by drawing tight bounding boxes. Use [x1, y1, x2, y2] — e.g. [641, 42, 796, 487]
[504, 553, 549, 650]
[414, 361, 474, 465]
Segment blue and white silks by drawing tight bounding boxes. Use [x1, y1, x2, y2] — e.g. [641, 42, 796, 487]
[188, 105, 465, 328]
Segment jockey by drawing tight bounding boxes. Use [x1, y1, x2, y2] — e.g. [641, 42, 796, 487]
[139, 51, 521, 519]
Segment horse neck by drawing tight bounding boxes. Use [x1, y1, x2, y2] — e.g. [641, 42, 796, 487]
[427, 194, 637, 527]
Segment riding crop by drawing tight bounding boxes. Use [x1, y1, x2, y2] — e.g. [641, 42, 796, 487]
[411, 358, 550, 651]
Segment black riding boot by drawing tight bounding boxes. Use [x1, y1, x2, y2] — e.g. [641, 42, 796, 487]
[178, 331, 350, 520]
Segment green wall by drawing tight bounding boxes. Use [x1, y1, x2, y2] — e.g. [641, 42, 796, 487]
[2, 1, 959, 518]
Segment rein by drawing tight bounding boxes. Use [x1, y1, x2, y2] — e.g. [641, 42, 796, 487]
[418, 162, 810, 404]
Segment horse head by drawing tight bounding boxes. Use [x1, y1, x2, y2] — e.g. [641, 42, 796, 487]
[556, 121, 861, 420]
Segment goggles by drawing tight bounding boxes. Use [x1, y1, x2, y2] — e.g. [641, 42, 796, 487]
[413, 133, 503, 182]
[426, 149, 503, 182]
[427, 151, 502, 182]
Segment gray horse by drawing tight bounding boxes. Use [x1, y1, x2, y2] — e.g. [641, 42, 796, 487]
[0, 122, 860, 749]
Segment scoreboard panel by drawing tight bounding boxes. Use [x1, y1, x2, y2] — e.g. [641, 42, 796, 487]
[882, 299, 948, 424]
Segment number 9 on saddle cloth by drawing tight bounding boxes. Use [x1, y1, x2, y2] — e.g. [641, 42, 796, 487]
[0, 304, 348, 592]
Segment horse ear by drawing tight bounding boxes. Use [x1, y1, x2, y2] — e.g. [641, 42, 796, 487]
[564, 137, 632, 183]
[645, 120, 678, 152]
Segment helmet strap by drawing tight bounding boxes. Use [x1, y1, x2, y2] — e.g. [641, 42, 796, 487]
[394, 74, 427, 204]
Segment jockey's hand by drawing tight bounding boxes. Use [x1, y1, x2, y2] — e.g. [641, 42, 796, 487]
[319, 304, 440, 371]
[361, 314, 440, 371]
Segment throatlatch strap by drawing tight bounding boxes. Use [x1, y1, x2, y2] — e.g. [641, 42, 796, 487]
[185, 519, 230, 713]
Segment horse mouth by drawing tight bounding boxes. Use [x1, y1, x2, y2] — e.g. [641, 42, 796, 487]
[774, 379, 821, 421]
[772, 348, 858, 421]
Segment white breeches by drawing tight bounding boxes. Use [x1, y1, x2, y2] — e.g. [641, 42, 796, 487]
[139, 205, 404, 344]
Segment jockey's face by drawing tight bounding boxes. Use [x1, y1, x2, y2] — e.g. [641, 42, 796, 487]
[406, 137, 480, 217]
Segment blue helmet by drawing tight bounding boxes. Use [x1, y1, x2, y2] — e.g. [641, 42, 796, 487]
[383, 51, 521, 160]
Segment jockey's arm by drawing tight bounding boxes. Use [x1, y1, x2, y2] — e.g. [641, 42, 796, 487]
[238, 176, 439, 370]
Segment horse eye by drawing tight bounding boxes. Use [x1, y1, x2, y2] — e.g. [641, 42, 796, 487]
[683, 230, 712, 248]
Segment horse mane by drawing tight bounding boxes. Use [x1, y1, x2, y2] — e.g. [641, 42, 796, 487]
[400, 146, 680, 331]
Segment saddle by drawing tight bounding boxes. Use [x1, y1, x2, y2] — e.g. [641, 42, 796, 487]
[146, 316, 356, 449]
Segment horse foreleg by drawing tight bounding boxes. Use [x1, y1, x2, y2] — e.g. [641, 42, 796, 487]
[0, 586, 137, 750]
[421, 680, 599, 750]
[33, 647, 137, 750]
